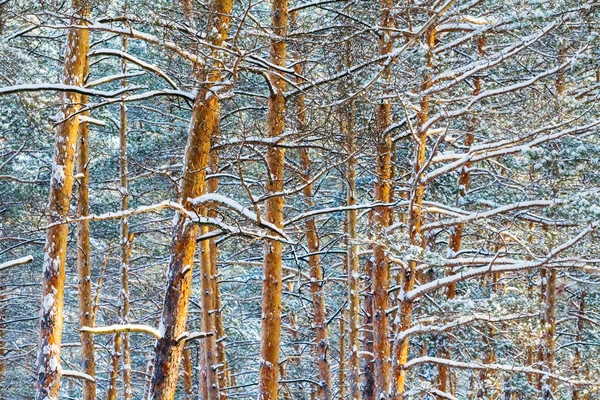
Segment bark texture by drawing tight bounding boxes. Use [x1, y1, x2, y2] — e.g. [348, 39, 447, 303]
[36, 2, 89, 398]
[258, 0, 287, 397]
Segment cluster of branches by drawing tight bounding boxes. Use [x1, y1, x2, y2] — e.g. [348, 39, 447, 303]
[1, 0, 600, 399]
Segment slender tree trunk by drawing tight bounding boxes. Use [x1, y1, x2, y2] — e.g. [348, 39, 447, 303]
[372, 0, 394, 395]
[209, 157, 229, 397]
[76, 56, 96, 400]
[345, 100, 361, 400]
[258, 0, 287, 397]
[0, 275, 6, 395]
[36, 2, 89, 399]
[119, 36, 133, 400]
[392, 27, 435, 399]
[362, 253, 375, 400]
[294, 59, 332, 398]
[149, 0, 233, 397]
[107, 319, 122, 399]
[572, 292, 586, 400]
[339, 308, 347, 400]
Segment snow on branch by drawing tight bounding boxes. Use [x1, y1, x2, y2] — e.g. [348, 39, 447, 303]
[403, 356, 594, 386]
[400, 225, 596, 301]
[81, 324, 162, 339]
[424, 119, 600, 183]
[62, 369, 95, 382]
[89, 48, 180, 90]
[0, 255, 33, 272]
[421, 199, 566, 231]
[395, 312, 539, 343]
[81, 325, 213, 343]
[189, 193, 288, 239]
[0, 83, 140, 98]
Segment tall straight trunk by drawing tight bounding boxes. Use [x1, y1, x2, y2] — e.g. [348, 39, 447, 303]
[209, 156, 229, 397]
[339, 36, 361, 400]
[0, 277, 6, 392]
[392, 27, 435, 399]
[572, 292, 586, 400]
[107, 327, 122, 399]
[542, 268, 557, 396]
[119, 36, 132, 400]
[362, 254, 375, 400]
[338, 308, 346, 400]
[149, 0, 233, 396]
[76, 56, 96, 400]
[439, 36, 485, 396]
[258, 0, 287, 397]
[300, 134, 332, 400]
[372, 0, 394, 396]
[199, 220, 219, 400]
[36, 2, 89, 399]
[293, 57, 332, 398]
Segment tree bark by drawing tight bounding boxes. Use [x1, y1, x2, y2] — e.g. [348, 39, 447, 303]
[258, 0, 287, 397]
[372, 0, 394, 396]
[36, 2, 89, 399]
[75, 55, 96, 400]
[148, 0, 234, 397]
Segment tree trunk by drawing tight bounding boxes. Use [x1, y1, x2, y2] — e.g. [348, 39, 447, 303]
[75, 55, 96, 400]
[294, 59, 332, 398]
[149, 0, 233, 397]
[572, 292, 586, 400]
[36, 2, 89, 399]
[372, 0, 394, 395]
[258, 0, 287, 397]
[119, 35, 132, 400]
[183, 347, 194, 400]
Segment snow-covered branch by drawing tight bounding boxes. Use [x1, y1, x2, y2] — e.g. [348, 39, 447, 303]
[403, 356, 594, 386]
[0, 255, 33, 272]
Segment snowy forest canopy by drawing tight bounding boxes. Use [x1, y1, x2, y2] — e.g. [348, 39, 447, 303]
[1, 0, 600, 399]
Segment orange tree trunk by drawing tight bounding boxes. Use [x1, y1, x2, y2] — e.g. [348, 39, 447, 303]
[258, 0, 287, 397]
[75, 57, 96, 400]
[36, 2, 89, 399]
[372, 0, 394, 395]
[208, 152, 230, 397]
[183, 347, 194, 399]
[148, 0, 233, 397]
[293, 54, 332, 398]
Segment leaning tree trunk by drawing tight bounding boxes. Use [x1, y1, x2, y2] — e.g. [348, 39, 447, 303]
[148, 0, 234, 397]
[258, 0, 287, 397]
[36, 2, 89, 399]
